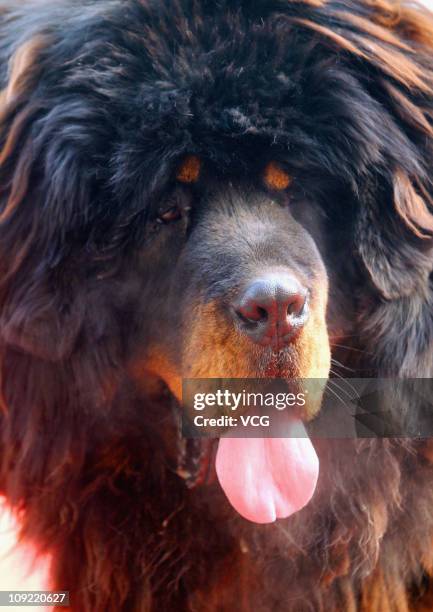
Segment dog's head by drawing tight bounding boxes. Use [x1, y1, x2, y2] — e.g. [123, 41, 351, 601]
[1, 0, 433, 521]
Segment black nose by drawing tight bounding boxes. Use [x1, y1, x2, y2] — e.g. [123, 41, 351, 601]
[233, 274, 309, 349]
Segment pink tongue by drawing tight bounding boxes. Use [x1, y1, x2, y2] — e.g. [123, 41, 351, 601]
[215, 420, 319, 523]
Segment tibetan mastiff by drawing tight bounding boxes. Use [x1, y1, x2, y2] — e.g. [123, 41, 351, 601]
[1, 0, 433, 610]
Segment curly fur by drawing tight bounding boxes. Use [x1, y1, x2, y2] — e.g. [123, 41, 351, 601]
[1, 0, 433, 610]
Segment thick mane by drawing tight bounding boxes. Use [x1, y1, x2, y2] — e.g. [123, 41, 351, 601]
[0, 1, 432, 610]
[0, 0, 433, 300]
[288, 0, 433, 245]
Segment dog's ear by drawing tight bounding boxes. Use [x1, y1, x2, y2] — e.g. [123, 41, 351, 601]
[341, 2, 433, 300]
[0, 35, 93, 360]
[286, 0, 433, 300]
[357, 169, 433, 300]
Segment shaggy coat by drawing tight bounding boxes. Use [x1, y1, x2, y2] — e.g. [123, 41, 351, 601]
[1, 0, 433, 610]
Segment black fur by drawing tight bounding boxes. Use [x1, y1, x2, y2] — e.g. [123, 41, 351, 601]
[1, 0, 433, 610]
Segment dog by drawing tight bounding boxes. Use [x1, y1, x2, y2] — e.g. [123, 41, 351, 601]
[1, 0, 433, 609]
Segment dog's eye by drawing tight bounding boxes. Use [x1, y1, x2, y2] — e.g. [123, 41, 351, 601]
[155, 187, 193, 225]
[263, 161, 292, 191]
[176, 155, 201, 183]
[157, 206, 183, 223]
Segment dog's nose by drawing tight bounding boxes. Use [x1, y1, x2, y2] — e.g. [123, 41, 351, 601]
[233, 274, 309, 348]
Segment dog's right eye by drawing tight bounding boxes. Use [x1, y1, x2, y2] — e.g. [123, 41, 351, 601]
[156, 188, 193, 225]
[157, 206, 183, 223]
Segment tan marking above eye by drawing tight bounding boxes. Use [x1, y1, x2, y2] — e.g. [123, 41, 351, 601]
[263, 161, 292, 191]
[176, 155, 201, 183]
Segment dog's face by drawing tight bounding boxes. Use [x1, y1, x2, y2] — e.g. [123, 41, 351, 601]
[1, 0, 433, 420]
[139, 157, 330, 404]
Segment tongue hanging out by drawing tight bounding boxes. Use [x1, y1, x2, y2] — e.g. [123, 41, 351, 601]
[215, 419, 319, 523]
